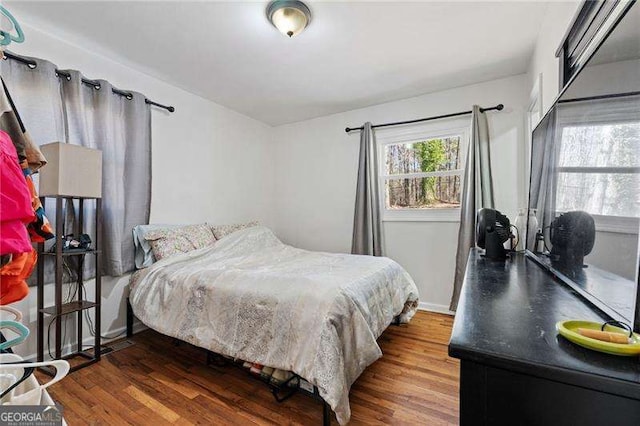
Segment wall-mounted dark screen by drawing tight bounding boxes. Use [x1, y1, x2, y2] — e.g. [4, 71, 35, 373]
[528, 3, 640, 329]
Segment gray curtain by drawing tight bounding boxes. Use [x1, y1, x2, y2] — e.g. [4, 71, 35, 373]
[450, 106, 495, 311]
[528, 109, 558, 252]
[2, 56, 65, 286]
[60, 71, 151, 276]
[0, 56, 65, 145]
[352, 122, 384, 256]
[1, 54, 151, 278]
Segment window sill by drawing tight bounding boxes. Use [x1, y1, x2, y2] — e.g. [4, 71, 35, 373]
[593, 215, 639, 234]
[382, 209, 461, 223]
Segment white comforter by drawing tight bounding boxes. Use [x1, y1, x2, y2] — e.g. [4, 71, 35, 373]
[129, 226, 419, 424]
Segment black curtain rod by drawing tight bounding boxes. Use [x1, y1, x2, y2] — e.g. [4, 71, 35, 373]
[3, 51, 175, 113]
[345, 103, 504, 133]
[558, 90, 640, 104]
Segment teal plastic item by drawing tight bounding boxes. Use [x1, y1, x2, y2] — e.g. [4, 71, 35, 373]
[0, 5, 25, 46]
[0, 320, 29, 351]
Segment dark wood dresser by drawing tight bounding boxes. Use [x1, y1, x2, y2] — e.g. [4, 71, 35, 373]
[449, 249, 640, 425]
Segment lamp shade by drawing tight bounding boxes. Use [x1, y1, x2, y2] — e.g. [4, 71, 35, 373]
[38, 142, 102, 198]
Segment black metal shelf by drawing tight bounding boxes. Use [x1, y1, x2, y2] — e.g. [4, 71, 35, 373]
[37, 196, 102, 373]
[40, 300, 98, 316]
[41, 250, 100, 257]
[39, 346, 113, 376]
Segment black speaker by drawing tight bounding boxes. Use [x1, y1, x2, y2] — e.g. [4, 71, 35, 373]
[476, 208, 511, 260]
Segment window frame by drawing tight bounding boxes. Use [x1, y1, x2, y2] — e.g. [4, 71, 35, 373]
[376, 123, 469, 222]
[555, 163, 640, 234]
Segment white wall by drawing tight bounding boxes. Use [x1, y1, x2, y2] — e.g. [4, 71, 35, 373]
[6, 22, 275, 359]
[527, 2, 580, 116]
[589, 230, 639, 281]
[272, 74, 529, 312]
[563, 58, 640, 99]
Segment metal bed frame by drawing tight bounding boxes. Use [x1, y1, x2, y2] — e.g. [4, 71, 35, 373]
[126, 297, 401, 425]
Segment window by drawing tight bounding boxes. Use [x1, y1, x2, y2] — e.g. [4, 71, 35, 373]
[550, 93, 640, 233]
[555, 121, 640, 232]
[378, 126, 468, 221]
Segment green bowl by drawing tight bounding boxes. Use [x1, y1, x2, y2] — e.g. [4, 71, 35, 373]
[556, 320, 640, 356]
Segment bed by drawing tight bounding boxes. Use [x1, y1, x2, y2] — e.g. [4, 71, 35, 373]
[128, 225, 419, 425]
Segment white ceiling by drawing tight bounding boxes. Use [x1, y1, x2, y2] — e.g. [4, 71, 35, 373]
[6, 1, 550, 126]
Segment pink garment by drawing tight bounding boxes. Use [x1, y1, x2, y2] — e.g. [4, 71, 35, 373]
[0, 130, 33, 255]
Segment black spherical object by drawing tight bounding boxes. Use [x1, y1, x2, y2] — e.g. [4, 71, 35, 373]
[550, 211, 596, 269]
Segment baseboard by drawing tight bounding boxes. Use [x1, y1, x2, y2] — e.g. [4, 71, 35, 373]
[418, 301, 455, 316]
[20, 320, 148, 362]
[20, 304, 451, 361]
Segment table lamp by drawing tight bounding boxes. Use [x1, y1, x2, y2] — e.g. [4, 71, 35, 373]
[38, 143, 102, 198]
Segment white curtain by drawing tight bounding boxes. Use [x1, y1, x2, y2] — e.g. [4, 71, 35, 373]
[557, 95, 640, 127]
[1, 54, 152, 277]
[450, 106, 495, 311]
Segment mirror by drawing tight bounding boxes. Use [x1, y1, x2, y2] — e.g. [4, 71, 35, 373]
[528, 3, 640, 328]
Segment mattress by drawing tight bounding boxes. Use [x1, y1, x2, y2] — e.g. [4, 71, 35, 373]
[129, 226, 419, 424]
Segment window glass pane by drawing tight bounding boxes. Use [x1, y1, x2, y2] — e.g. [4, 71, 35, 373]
[386, 175, 461, 209]
[556, 172, 640, 217]
[559, 123, 640, 167]
[385, 136, 461, 175]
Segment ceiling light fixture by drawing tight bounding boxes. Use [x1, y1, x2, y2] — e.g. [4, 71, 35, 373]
[266, 0, 311, 38]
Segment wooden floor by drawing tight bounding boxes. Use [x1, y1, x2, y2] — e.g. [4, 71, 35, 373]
[42, 311, 459, 425]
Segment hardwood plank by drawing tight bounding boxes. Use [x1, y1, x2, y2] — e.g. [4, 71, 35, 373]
[125, 386, 181, 423]
[88, 387, 156, 426]
[42, 311, 459, 425]
[148, 372, 201, 400]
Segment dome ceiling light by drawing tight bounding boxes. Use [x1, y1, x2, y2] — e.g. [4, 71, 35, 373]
[266, 0, 311, 38]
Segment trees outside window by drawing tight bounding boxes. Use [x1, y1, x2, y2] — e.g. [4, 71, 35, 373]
[378, 127, 468, 222]
[556, 122, 640, 219]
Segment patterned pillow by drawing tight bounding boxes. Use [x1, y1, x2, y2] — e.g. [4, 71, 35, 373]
[144, 223, 215, 260]
[210, 221, 259, 240]
[133, 224, 184, 268]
